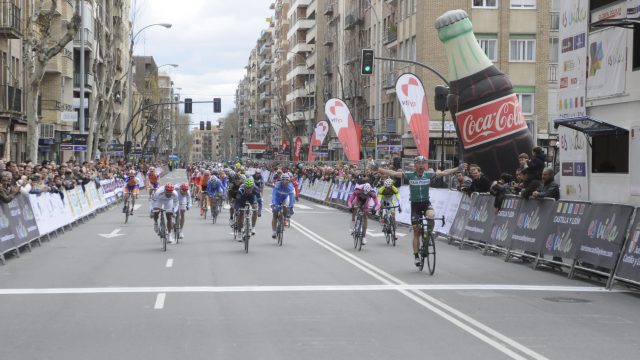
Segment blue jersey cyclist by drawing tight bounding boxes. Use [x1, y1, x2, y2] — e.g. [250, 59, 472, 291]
[234, 177, 263, 237]
[271, 173, 295, 239]
[206, 175, 225, 206]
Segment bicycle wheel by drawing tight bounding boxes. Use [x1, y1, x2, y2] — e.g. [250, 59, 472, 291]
[276, 214, 283, 247]
[174, 212, 180, 244]
[353, 216, 362, 249]
[124, 198, 130, 224]
[390, 217, 397, 247]
[417, 231, 426, 272]
[426, 232, 436, 275]
[383, 213, 391, 245]
[244, 216, 250, 253]
[161, 216, 167, 252]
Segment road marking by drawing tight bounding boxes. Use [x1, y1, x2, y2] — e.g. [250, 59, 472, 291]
[166, 259, 173, 268]
[290, 219, 552, 360]
[315, 204, 333, 210]
[366, 230, 386, 238]
[99, 228, 124, 239]
[0, 284, 619, 295]
[154, 293, 166, 309]
[133, 204, 142, 211]
[295, 204, 313, 210]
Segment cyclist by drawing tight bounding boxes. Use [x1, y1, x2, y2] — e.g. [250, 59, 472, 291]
[377, 156, 466, 266]
[347, 183, 380, 245]
[271, 173, 295, 239]
[253, 169, 265, 195]
[227, 173, 243, 220]
[151, 182, 179, 244]
[206, 174, 225, 215]
[147, 166, 159, 197]
[175, 183, 192, 239]
[234, 177, 262, 237]
[377, 178, 401, 239]
[122, 169, 140, 215]
[199, 170, 212, 216]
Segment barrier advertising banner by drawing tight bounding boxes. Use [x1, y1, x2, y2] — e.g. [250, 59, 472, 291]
[559, 126, 589, 201]
[488, 195, 524, 247]
[557, 0, 588, 118]
[395, 73, 431, 158]
[577, 203, 634, 269]
[464, 194, 496, 242]
[510, 198, 555, 253]
[586, 27, 627, 99]
[449, 194, 475, 239]
[0, 200, 15, 254]
[541, 201, 592, 259]
[630, 0, 640, 18]
[12, 195, 40, 248]
[616, 208, 640, 282]
[325, 98, 360, 162]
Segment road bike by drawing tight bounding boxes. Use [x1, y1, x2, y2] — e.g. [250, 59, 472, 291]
[351, 204, 367, 251]
[416, 213, 445, 275]
[173, 209, 181, 244]
[153, 208, 168, 252]
[211, 195, 222, 224]
[123, 193, 133, 224]
[201, 194, 208, 219]
[237, 204, 253, 253]
[271, 204, 289, 247]
[380, 205, 399, 247]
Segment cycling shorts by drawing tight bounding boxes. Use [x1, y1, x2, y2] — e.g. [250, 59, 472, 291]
[410, 200, 433, 226]
[124, 185, 139, 193]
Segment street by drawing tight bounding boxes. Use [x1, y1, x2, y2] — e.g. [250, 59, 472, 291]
[1, 170, 639, 360]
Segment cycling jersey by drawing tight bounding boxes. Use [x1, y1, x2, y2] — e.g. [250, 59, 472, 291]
[272, 182, 295, 209]
[151, 186, 179, 212]
[124, 176, 141, 192]
[405, 171, 435, 202]
[377, 185, 400, 206]
[147, 171, 159, 188]
[200, 175, 211, 188]
[234, 184, 263, 211]
[347, 189, 380, 212]
[206, 178, 224, 197]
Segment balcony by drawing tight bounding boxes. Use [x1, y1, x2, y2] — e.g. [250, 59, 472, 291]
[287, 18, 315, 39]
[344, 9, 363, 30]
[285, 87, 311, 103]
[323, 60, 333, 75]
[259, 91, 272, 100]
[287, 0, 312, 18]
[73, 28, 94, 50]
[259, 58, 272, 70]
[260, 107, 271, 115]
[383, 72, 396, 90]
[306, 24, 317, 44]
[0, 85, 21, 113]
[73, 73, 94, 89]
[259, 42, 272, 55]
[344, 48, 360, 65]
[550, 12, 559, 31]
[383, 26, 397, 45]
[306, 52, 316, 69]
[286, 64, 312, 81]
[548, 63, 558, 83]
[259, 75, 271, 85]
[0, 1, 22, 39]
[289, 41, 314, 56]
[323, 32, 334, 46]
[323, 3, 333, 15]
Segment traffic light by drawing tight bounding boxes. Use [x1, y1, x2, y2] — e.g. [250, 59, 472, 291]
[213, 98, 221, 113]
[199, 121, 205, 130]
[206, 121, 211, 130]
[248, 118, 253, 128]
[185, 98, 193, 113]
[434, 85, 450, 112]
[360, 49, 374, 75]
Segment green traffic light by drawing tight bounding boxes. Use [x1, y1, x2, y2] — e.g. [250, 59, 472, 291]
[364, 66, 371, 72]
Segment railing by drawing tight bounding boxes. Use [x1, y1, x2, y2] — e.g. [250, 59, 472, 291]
[382, 72, 396, 89]
[73, 28, 93, 47]
[73, 73, 93, 88]
[0, 85, 21, 112]
[548, 63, 558, 82]
[0, 1, 21, 38]
[550, 12, 559, 31]
[323, 60, 333, 75]
[323, 32, 334, 45]
[383, 26, 397, 44]
[323, 2, 333, 15]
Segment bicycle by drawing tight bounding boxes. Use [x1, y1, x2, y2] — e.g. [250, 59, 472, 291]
[211, 195, 221, 224]
[123, 194, 132, 224]
[153, 209, 168, 252]
[231, 208, 241, 241]
[380, 205, 399, 247]
[351, 204, 366, 252]
[271, 204, 289, 247]
[416, 213, 445, 275]
[201, 194, 208, 219]
[173, 209, 181, 244]
[238, 204, 253, 253]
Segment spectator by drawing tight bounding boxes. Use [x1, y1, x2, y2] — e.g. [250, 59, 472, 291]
[490, 173, 514, 212]
[468, 164, 491, 194]
[452, 171, 472, 193]
[523, 147, 545, 184]
[0, 171, 20, 203]
[532, 168, 560, 200]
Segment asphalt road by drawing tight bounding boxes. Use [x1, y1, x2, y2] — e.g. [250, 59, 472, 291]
[1, 169, 639, 360]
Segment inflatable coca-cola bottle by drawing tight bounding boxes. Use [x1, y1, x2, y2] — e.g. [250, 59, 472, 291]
[436, 10, 533, 182]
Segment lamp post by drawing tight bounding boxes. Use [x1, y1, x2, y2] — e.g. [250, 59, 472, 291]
[126, 23, 172, 158]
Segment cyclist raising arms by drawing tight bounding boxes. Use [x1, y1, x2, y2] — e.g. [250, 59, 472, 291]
[347, 183, 380, 245]
[234, 177, 262, 237]
[151, 183, 179, 244]
[271, 173, 295, 239]
[122, 169, 140, 215]
[175, 183, 192, 239]
[377, 156, 466, 266]
[378, 178, 401, 239]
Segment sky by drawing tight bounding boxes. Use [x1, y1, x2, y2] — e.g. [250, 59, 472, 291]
[132, 0, 273, 127]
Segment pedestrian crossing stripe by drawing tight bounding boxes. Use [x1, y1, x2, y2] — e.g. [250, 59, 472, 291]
[315, 204, 333, 210]
[295, 204, 312, 210]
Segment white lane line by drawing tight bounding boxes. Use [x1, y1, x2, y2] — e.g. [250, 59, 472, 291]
[315, 204, 334, 210]
[154, 293, 166, 309]
[0, 284, 618, 295]
[290, 219, 551, 360]
[133, 204, 142, 211]
[295, 204, 313, 210]
[166, 259, 174, 268]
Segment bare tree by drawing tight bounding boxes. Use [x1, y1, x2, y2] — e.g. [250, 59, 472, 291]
[24, 0, 82, 162]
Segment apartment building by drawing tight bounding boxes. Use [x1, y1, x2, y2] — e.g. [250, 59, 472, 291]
[131, 56, 160, 156]
[270, 0, 291, 157]
[189, 125, 218, 161]
[257, 26, 274, 147]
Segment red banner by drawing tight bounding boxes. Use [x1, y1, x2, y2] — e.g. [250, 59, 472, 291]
[396, 73, 431, 158]
[325, 98, 360, 162]
[308, 121, 329, 162]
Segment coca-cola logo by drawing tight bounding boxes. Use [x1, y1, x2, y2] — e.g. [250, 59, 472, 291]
[456, 94, 528, 148]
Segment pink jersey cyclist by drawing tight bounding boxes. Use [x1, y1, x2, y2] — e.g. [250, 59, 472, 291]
[348, 183, 380, 212]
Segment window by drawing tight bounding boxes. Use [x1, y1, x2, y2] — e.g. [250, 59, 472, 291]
[634, 24, 640, 70]
[510, 0, 536, 9]
[516, 93, 534, 114]
[592, 134, 629, 173]
[472, 0, 497, 8]
[410, 36, 416, 61]
[509, 39, 536, 62]
[477, 38, 498, 62]
[549, 37, 559, 63]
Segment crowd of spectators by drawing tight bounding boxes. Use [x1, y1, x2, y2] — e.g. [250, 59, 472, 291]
[0, 158, 165, 204]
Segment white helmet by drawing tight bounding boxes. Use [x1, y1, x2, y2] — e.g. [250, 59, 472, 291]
[363, 183, 372, 193]
[384, 178, 393, 187]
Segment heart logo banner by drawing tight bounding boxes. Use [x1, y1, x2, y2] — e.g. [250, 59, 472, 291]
[308, 121, 330, 162]
[396, 73, 431, 158]
[325, 98, 360, 162]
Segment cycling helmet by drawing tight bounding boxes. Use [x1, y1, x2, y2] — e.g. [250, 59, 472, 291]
[165, 183, 175, 192]
[204, 170, 211, 176]
[180, 183, 189, 191]
[384, 178, 393, 187]
[128, 169, 136, 176]
[363, 183, 372, 193]
[228, 170, 236, 178]
[238, 174, 247, 181]
[210, 175, 218, 182]
[255, 169, 261, 174]
[149, 166, 156, 171]
[244, 178, 255, 188]
[414, 155, 426, 163]
[281, 174, 290, 181]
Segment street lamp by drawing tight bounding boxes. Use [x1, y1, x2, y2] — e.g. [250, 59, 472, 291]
[126, 23, 172, 158]
[158, 63, 179, 69]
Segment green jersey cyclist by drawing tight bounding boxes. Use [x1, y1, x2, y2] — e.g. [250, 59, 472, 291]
[377, 156, 466, 267]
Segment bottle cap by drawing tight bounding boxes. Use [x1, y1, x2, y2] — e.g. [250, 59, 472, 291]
[435, 10, 473, 43]
[435, 9, 469, 30]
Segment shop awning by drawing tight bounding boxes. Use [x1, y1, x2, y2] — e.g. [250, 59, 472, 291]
[591, 17, 640, 30]
[553, 116, 629, 137]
